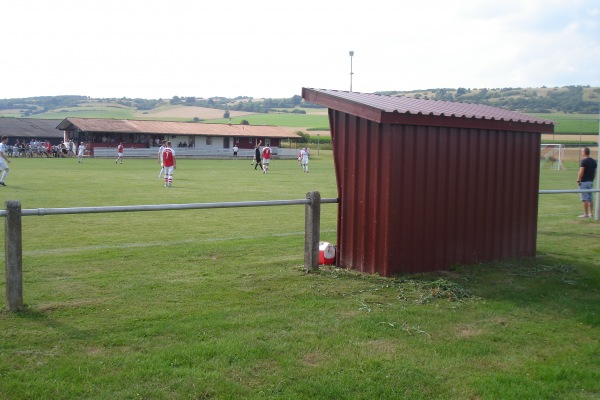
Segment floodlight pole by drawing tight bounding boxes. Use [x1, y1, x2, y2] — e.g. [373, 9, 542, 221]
[349, 51, 354, 92]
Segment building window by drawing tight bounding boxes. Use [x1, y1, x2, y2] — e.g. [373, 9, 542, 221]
[206, 136, 212, 146]
[265, 138, 271, 147]
[249, 138, 253, 144]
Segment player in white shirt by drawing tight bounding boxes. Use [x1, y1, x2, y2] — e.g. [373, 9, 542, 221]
[0, 136, 11, 186]
[300, 147, 309, 173]
[157, 140, 166, 179]
[77, 142, 85, 163]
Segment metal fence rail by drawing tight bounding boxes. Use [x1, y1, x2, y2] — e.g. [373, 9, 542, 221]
[0, 198, 339, 217]
[539, 189, 600, 194]
[539, 188, 600, 221]
[3, 188, 599, 311]
[3, 193, 338, 311]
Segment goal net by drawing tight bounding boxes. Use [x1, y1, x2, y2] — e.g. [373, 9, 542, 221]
[540, 144, 565, 170]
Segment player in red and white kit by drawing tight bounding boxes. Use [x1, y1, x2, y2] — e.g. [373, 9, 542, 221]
[115, 143, 124, 164]
[162, 141, 176, 188]
[261, 145, 271, 174]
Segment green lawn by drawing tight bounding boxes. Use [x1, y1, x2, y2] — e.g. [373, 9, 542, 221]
[21, 106, 331, 129]
[207, 113, 329, 130]
[11, 106, 599, 136]
[0, 155, 599, 399]
[28, 106, 137, 120]
[532, 113, 599, 134]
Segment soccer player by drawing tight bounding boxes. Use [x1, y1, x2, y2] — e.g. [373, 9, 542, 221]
[261, 144, 271, 173]
[0, 136, 11, 186]
[300, 147, 309, 173]
[77, 142, 85, 163]
[162, 141, 176, 188]
[157, 140, 166, 179]
[115, 142, 124, 164]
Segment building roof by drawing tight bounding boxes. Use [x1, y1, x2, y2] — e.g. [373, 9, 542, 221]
[302, 88, 555, 133]
[0, 118, 64, 139]
[56, 118, 300, 139]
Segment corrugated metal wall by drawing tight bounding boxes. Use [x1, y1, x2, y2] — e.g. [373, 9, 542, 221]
[330, 109, 541, 275]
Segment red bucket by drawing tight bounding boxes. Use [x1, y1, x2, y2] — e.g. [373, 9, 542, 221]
[319, 241, 336, 265]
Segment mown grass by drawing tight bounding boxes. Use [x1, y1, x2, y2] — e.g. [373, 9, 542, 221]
[532, 113, 599, 134]
[15, 105, 600, 135]
[0, 155, 599, 399]
[28, 106, 137, 120]
[207, 113, 329, 130]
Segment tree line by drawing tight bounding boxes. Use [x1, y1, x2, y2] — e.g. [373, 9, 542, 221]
[3, 86, 598, 117]
[0, 95, 88, 116]
[168, 94, 311, 113]
[378, 85, 600, 113]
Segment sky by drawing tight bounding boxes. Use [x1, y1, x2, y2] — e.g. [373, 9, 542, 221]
[1, 0, 599, 100]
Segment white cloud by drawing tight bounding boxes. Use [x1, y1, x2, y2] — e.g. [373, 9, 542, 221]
[0, 0, 598, 99]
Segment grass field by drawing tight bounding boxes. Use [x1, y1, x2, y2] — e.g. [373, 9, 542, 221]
[14, 103, 599, 135]
[207, 113, 330, 131]
[533, 113, 599, 134]
[29, 107, 136, 120]
[1, 155, 599, 399]
[22, 104, 332, 130]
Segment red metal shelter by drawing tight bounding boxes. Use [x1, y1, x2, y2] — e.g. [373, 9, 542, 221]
[302, 88, 555, 275]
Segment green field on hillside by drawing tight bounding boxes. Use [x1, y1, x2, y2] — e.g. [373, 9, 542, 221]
[4, 101, 599, 134]
[207, 113, 329, 130]
[532, 113, 599, 134]
[0, 156, 599, 399]
[29, 106, 136, 120]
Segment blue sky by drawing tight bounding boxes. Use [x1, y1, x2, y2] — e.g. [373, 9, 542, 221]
[1, 0, 599, 99]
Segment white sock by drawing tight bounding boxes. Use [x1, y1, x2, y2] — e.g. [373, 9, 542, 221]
[1, 170, 8, 181]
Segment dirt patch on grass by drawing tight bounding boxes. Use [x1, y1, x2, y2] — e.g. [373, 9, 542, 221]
[455, 324, 484, 338]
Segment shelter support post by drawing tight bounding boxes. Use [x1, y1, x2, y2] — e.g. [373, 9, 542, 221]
[5, 201, 23, 311]
[304, 191, 321, 272]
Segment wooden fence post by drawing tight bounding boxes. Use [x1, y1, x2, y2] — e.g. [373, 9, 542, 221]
[5, 200, 23, 311]
[304, 191, 321, 272]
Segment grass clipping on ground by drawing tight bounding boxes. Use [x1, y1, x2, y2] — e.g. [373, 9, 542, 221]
[311, 265, 480, 306]
[310, 260, 579, 309]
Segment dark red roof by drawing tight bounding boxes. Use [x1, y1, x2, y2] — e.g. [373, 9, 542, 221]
[302, 88, 555, 133]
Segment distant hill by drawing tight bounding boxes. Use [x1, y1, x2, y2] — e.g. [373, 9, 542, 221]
[0, 86, 600, 134]
[0, 95, 307, 120]
[376, 85, 600, 114]
[0, 87, 598, 124]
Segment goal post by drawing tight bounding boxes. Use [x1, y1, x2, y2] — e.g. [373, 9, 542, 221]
[540, 144, 565, 170]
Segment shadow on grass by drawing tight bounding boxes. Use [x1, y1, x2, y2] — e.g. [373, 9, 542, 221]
[313, 254, 600, 329]
[3, 305, 89, 339]
[448, 255, 600, 328]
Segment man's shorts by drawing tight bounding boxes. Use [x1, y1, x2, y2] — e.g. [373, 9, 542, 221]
[0, 158, 8, 170]
[263, 159, 270, 165]
[580, 181, 594, 202]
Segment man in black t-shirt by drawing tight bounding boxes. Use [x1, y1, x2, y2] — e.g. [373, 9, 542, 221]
[253, 140, 263, 171]
[577, 147, 597, 218]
